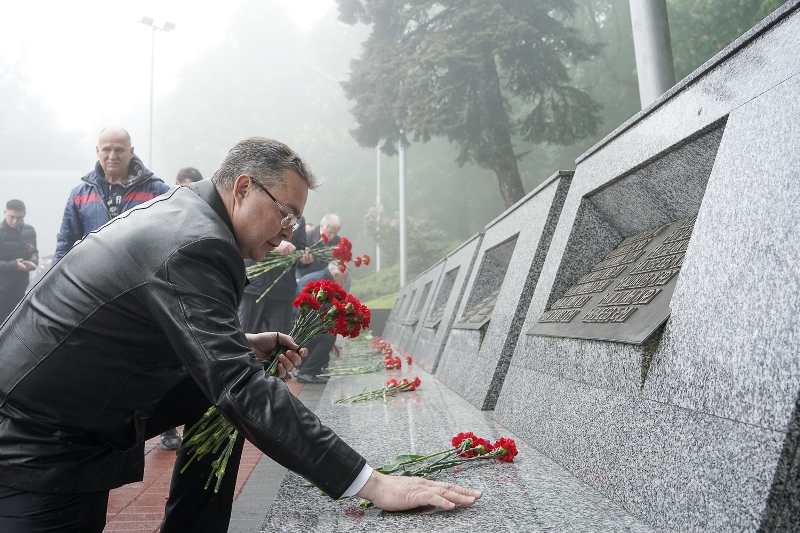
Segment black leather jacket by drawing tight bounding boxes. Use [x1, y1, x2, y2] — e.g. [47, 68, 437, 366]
[0, 181, 365, 496]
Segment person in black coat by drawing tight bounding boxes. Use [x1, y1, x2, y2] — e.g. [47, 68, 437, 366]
[0, 199, 37, 322]
[239, 216, 306, 336]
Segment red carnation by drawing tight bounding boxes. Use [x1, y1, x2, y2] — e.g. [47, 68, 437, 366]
[362, 254, 371, 265]
[292, 292, 321, 311]
[452, 432, 478, 449]
[452, 432, 493, 458]
[493, 437, 518, 462]
[405, 356, 413, 365]
[354, 256, 362, 267]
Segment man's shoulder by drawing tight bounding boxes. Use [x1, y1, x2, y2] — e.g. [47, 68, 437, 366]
[141, 174, 171, 194]
[68, 171, 102, 196]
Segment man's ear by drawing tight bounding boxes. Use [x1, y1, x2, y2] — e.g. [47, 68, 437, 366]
[232, 174, 252, 201]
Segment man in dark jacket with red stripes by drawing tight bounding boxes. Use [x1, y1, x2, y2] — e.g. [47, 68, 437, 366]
[54, 127, 170, 262]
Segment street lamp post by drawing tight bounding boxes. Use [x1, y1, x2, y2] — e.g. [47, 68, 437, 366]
[398, 133, 406, 287]
[375, 140, 387, 273]
[139, 17, 175, 169]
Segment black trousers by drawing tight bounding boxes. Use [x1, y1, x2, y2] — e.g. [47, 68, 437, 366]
[0, 284, 26, 323]
[302, 332, 337, 376]
[0, 377, 245, 533]
[0, 486, 108, 532]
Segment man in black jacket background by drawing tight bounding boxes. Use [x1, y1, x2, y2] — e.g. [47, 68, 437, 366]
[0, 199, 37, 322]
[239, 216, 306, 336]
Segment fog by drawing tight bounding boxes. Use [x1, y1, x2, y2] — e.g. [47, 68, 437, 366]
[2, 0, 778, 284]
[0, 0, 346, 258]
[0, 0, 543, 268]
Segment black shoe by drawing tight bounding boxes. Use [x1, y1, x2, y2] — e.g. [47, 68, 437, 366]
[160, 428, 182, 450]
[295, 373, 329, 384]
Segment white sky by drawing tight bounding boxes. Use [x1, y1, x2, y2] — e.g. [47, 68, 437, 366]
[0, 0, 335, 137]
[0, 0, 337, 256]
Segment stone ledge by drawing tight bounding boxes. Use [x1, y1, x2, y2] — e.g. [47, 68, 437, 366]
[262, 369, 653, 532]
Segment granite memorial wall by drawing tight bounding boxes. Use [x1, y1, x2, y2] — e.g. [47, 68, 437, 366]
[410, 234, 483, 373]
[394, 262, 443, 355]
[434, 172, 572, 409]
[489, 3, 800, 530]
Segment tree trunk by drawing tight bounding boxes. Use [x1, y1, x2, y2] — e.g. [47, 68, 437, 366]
[476, 52, 526, 208]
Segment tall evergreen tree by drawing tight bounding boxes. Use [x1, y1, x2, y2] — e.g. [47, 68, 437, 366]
[337, 0, 603, 207]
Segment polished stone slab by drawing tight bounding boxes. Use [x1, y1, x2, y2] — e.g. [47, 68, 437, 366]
[435, 171, 571, 409]
[409, 234, 483, 373]
[381, 279, 417, 345]
[493, 3, 800, 531]
[262, 369, 653, 532]
[394, 261, 445, 356]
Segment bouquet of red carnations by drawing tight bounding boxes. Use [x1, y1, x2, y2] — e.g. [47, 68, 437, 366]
[247, 236, 370, 302]
[373, 432, 518, 478]
[180, 279, 370, 492]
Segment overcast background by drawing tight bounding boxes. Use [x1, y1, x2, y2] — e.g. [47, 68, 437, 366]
[0, 0, 342, 257]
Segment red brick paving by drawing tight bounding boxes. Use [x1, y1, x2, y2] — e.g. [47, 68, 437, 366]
[105, 380, 305, 532]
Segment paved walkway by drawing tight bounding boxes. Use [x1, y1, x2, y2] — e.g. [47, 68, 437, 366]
[104, 379, 325, 532]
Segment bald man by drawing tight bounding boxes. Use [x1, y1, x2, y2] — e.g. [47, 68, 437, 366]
[55, 127, 170, 261]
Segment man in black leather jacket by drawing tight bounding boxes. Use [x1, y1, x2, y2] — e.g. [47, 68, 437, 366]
[0, 137, 480, 531]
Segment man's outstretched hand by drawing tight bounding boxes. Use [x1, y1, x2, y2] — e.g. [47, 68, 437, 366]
[356, 470, 482, 511]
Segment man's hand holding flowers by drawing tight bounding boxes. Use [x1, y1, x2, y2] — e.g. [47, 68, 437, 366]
[246, 332, 306, 378]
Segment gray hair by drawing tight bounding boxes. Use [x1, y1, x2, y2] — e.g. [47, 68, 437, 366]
[211, 137, 319, 191]
[320, 213, 342, 230]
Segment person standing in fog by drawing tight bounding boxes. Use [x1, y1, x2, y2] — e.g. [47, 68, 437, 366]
[0, 200, 37, 322]
[175, 167, 203, 187]
[54, 127, 170, 262]
[294, 262, 348, 384]
[297, 213, 342, 278]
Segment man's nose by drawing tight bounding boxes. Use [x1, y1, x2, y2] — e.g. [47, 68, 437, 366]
[279, 225, 294, 240]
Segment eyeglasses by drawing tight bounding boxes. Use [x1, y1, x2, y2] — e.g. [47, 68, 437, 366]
[249, 176, 300, 230]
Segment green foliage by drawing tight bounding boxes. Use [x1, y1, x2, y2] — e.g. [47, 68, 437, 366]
[151, 0, 786, 303]
[667, 0, 789, 79]
[362, 292, 399, 311]
[362, 204, 460, 275]
[350, 264, 401, 304]
[336, 0, 603, 207]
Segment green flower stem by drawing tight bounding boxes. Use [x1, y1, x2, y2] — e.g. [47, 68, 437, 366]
[318, 362, 383, 377]
[334, 383, 416, 404]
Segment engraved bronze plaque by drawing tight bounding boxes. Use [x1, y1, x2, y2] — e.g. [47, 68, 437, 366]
[454, 287, 501, 330]
[528, 215, 696, 344]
